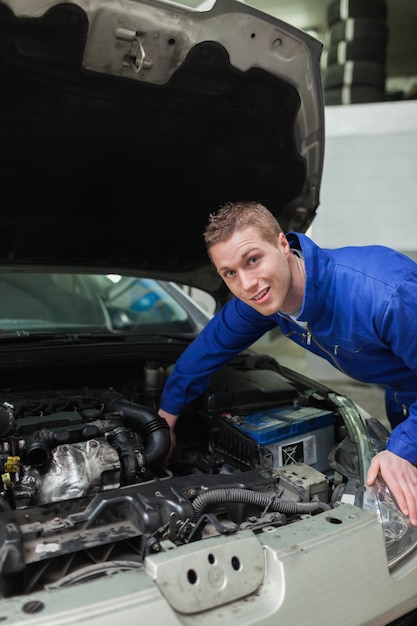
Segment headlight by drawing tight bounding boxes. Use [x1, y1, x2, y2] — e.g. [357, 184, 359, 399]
[365, 474, 417, 568]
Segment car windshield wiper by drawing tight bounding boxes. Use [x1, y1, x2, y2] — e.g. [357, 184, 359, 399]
[0, 330, 119, 344]
[120, 332, 192, 343]
[0, 330, 192, 344]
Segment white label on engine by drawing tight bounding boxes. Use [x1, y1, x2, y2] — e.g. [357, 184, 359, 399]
[278, 435, 317, 466]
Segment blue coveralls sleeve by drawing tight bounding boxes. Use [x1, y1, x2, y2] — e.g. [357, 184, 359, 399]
[380, 270, 417, 466]
[159, 298, 277, 416]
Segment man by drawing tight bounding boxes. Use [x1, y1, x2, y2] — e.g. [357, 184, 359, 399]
[159, 200, 417, 525]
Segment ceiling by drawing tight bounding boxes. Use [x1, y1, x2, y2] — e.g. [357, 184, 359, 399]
[249, 0, 417, 91]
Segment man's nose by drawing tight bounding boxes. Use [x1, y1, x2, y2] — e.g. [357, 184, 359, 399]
[240, 271, 257, 291]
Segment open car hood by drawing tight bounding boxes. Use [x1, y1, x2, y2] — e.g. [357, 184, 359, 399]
[0, 0, 324, 301]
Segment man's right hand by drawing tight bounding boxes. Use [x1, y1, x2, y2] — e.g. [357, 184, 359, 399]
[158, 409, 179, 465]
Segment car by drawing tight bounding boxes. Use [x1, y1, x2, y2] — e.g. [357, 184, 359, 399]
[1, 0, 417, 624]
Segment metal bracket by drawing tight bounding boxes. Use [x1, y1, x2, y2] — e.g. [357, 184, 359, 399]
[114, 27, 152, 73]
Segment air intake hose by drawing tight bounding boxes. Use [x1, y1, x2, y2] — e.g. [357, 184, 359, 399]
[102, 392, 170, 469]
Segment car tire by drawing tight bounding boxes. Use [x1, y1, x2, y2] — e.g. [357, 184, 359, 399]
[328, 18, 389, 46]
[324, 85, 385, 106]
[327, 0, 387, 27]
[323, 60, 386, 89]
[325, 40, 386, 66]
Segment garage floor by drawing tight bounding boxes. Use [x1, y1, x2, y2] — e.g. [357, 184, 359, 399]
[252, 331, 390, 431]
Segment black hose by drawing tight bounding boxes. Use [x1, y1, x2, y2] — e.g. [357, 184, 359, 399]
[103, 393, 170, 469]
[192, 487, 331, 522]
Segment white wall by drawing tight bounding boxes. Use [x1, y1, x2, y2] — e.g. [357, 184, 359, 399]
[298, 99, 417, 380]
[310, 100, 417, 257]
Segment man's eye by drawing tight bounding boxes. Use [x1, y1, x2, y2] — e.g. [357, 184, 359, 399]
[249, 256, 258, 265]
[224, 270, 235, 278]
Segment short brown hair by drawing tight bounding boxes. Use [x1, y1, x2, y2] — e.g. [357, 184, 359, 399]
[204, 201, 283, 259]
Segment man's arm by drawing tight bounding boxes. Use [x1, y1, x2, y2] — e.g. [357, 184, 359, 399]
[369, 269, 417, 526]
[159, 298, 277, 417]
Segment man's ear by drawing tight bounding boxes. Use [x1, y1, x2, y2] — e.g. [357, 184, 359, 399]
[278, 232, 290, 255]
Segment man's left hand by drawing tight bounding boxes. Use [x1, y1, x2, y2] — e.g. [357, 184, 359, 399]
[367, 450, 417, 526]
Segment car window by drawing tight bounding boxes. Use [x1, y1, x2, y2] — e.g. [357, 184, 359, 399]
[108, 277, 183, 316]
[0, 272, 207, 334]
[103, 277, 190, 327]
[0, 272, 107, 330]
[177, 284, 216, 316]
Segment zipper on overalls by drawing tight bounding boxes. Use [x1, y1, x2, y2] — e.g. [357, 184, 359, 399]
[394, 391, 409, 417]
[304, 326, 348, 376]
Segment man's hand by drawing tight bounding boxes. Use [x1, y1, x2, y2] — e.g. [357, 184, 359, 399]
[367, 450, 417, 526]
[158, 408, 178, 465]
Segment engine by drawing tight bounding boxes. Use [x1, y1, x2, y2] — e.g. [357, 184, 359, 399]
[0, 355, 360, 598]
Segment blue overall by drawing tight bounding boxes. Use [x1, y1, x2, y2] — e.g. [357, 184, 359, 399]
[160, 233, 417, 466]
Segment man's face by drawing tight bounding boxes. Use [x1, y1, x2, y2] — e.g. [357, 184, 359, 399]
[210, 226, 296, 315]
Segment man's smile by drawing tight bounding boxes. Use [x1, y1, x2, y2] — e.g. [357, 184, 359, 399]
[252, 287, 270, 302]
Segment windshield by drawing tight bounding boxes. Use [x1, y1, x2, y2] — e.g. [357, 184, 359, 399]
[0, 272, 209, 335]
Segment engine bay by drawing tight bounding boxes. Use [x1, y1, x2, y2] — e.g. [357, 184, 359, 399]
[0, 351, 368, 598]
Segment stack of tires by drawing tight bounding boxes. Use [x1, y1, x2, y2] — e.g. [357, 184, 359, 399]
[323, 0, 388, 105]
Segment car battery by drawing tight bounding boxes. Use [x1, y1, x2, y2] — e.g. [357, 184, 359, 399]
[233, 405, 335, 472]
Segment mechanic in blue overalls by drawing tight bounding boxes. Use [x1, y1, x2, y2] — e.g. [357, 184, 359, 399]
[159, 201, 417, 525]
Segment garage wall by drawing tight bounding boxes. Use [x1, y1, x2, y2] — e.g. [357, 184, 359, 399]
[310, 99, 417, 259]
